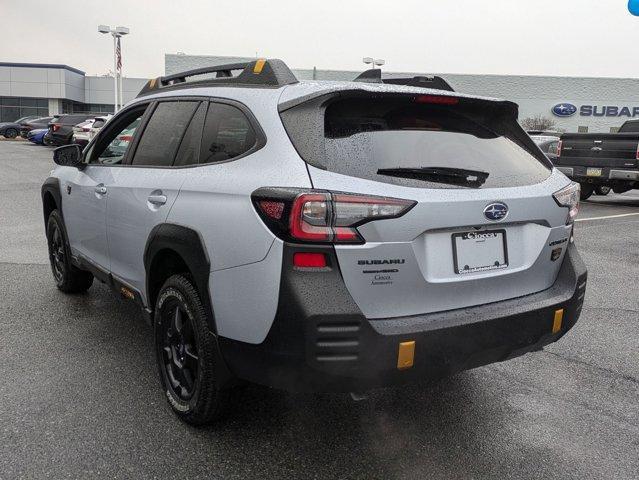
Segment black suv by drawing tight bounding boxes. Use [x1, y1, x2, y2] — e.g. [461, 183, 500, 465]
[45, 114, 99, 146]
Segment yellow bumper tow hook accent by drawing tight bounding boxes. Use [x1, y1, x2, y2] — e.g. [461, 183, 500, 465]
[397, 341, 415, 370]
[552, 309, 564, 334]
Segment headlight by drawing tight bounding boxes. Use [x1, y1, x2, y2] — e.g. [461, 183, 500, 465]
[553, 182, 580, 223]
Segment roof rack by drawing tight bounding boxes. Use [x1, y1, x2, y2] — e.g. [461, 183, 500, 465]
[353, 68, 454, 92]
[137, 58, 298, 97]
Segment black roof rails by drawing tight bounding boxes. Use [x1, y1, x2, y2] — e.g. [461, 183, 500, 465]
[353, 69, 455, 92]
[138, 58, 298, 97]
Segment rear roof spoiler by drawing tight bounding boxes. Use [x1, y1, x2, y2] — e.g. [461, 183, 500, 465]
[137, 58, 298, 97]
[353, 68, 454, 92]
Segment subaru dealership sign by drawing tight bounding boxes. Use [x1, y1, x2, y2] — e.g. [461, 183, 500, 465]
[552, 104, 577, 117]
[552, 103, 639, 118]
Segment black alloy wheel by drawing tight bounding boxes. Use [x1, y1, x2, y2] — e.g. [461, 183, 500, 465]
[49, 222, 66, 283]
[159, 301, 200, 401]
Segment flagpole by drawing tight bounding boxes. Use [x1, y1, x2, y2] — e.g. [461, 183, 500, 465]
[112, 34, 118, 112]
[118, 38, 123, 110]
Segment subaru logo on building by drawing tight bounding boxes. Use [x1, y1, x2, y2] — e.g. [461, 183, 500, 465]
[483, 202, 509, 221]
[552, 103, 577, 117]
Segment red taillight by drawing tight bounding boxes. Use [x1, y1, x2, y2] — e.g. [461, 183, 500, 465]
[293, 252, 327, 268]
[414, 95, 459, 105]
[636, 142, 639, 160]
[557, 140, 563, 157]
[82, 127, 91, 132]
[52, 124, 61, 132]
[119, 135, 133, 142]
[253, 189, 416, 245]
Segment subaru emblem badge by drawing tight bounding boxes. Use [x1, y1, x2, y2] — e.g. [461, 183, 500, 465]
[484, 202, 509, 221]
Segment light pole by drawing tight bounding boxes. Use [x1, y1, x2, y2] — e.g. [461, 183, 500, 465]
[363, 57, 385, 70]
[98, 25, 130, 112]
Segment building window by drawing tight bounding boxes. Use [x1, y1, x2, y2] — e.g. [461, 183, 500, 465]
[578, 126, 589, 133]
[0, 96, 49, 122]
[61, 100, 114, 114]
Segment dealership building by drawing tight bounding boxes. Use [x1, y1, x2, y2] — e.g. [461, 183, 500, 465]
[3, 56, 639, 134]
[0, 62, 147, 122]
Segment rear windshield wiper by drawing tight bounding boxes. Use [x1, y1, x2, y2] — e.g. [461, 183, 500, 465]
[377, 166, 489, 188]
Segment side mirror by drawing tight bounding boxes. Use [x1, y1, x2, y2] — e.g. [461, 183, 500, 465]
[53, 144, 84, 169]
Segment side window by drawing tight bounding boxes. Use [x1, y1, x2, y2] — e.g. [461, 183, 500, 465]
[131, 101, 199, 167]
[200, 103, 257, 164]
[89, 108, 146, 165]
[174, 102, 206, 167]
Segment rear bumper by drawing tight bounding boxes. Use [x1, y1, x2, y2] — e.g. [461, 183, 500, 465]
[218, 243, 587, 393]
[557, 165, 639, 183]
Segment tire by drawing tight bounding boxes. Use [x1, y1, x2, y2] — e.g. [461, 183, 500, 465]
[595, 185, 611, 196]
[4, 128, 18, 139]
[154, 274, 230, 425]
[579, 184, 594, 201]
[46, 210, 94, 293]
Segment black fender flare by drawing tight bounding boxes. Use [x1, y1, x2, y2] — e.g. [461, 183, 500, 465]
[143, 224, 235, 386]
[143, 223, 216, 333]
[41, 177, 63, 228]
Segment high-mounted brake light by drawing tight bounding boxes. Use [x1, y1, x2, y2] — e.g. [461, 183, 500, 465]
[414, 95, 459, 105]
[252, 188, 416, 244]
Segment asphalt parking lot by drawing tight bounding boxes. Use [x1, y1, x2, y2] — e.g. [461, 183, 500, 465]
[0, 140, 638, 480]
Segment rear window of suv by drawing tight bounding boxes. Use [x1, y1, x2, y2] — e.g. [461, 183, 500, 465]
[281, 93, 551, 189]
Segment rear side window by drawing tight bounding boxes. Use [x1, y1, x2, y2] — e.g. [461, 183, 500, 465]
[131, 101, 199, 167]
[282, 94, 551, 189]
[199, 103, 257, 164]
[92, 119, 106, 129]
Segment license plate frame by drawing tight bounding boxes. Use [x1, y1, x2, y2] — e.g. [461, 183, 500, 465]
[586, 167, 603, 177]
[452, 229, 508, 275]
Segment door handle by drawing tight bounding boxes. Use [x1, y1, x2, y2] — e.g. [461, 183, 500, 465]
[95, 185, 107, 195]
[148, 194, 167, 206]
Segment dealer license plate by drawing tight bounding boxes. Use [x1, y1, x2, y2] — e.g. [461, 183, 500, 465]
[586, 168, 602, 177]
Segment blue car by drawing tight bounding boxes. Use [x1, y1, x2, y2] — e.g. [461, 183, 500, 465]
[27, 128, 47, 145]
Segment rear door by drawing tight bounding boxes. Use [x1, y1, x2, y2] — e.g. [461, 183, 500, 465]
[281, 92, 573, 319]
[104, 99, 204, 298]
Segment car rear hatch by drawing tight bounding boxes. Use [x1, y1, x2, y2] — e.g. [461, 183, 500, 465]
[557, 133, 639, 169]
[279, 88, 575, 319]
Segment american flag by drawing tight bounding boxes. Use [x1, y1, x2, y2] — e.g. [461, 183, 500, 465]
[116, 37, 122, 71]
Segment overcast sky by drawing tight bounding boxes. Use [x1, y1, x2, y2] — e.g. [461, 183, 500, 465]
[1, 0, 638, 79]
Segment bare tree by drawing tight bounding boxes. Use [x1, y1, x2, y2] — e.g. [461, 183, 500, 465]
[520, 115, 557, 131]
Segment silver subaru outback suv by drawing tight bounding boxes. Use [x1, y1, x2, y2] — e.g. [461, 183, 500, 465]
[42, 59, 587, 424]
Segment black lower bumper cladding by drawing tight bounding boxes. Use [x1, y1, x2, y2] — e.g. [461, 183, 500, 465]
[219, 243, 587, 393]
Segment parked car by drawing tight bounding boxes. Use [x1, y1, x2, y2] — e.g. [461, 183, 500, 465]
[45, 113, 99, 146]
[20, 117, 54, 138]
[555, 119, 639, 200]
[72, 115, 112, 146]
[0, 115, 40, 138]
[42, 59, 587, 425]
[27, 128, 48, 145]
